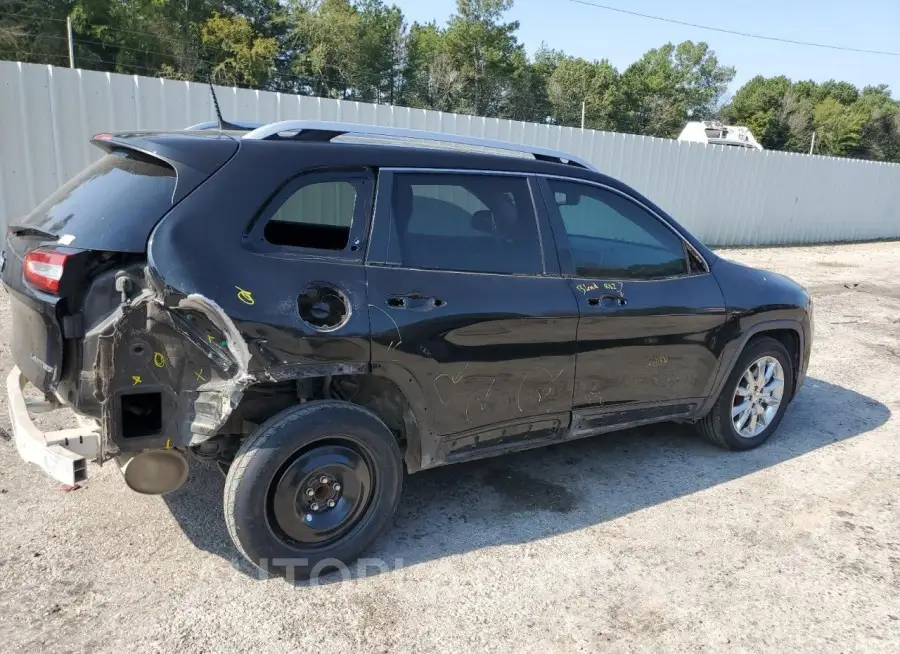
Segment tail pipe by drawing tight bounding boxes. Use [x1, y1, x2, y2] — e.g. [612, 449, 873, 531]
[116, 449, 189, 495]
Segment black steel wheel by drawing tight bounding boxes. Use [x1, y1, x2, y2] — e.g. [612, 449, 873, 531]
[224, 401, 403, 580]
[268, 442, 375, 547]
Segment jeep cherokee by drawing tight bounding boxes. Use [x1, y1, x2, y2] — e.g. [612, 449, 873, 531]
[2, 118, 813, 579]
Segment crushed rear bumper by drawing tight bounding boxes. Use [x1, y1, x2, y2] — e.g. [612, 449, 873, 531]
[6, 366, 101, 486]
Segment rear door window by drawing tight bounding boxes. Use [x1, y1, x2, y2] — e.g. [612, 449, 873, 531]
[388, 173, 544, 275]
[18, 150, 177, 252]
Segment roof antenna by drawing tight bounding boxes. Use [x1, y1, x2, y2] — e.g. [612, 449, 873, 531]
[208, 81, 244, 131]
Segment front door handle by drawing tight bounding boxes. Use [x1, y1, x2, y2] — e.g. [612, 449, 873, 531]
[587, 294, 627, 308]
[386, 294, 446, 311]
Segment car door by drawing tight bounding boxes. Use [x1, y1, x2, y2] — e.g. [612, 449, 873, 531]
[366, 169, 579, 463]
[537, 175, 727, 427]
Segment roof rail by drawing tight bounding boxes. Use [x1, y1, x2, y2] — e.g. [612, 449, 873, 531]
[185, 120, 263, 131]
[241, 120, 597, 171]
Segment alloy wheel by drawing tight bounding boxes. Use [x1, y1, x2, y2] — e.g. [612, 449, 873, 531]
[731, 355, 785, 438]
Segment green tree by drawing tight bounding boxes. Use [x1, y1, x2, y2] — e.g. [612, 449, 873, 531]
[0, 1, 81, 67]
[201, 12, 278, 87]
[791, 80, 820, 102]
[812, 98, 867, 156]
[547, 56, 619, 130]
[74, 0, 207, 79]
[781, 87, 816, 152]
[513, 44, 566, 123]
[853, 85, 900, 161]
[673, 40, 735, 119]
[618, 41, 734, 138]
[819, 79, 859, 105]
[0, 0, 29, 49]
[355, 0, 406, 103]
[618, 45, 683, 136]
[286, 0, 408, 100]
[497, 47, 549, 122]
[723, 77, 900, 160]
[441, 0, 524, 116]
[720, 75, 791, 148]
[400, 21, 461, 111]
[288, 0, 363, 97]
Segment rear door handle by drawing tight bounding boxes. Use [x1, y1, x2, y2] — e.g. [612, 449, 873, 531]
[386, 294, 446, 311]
[587, 294, 627, 308]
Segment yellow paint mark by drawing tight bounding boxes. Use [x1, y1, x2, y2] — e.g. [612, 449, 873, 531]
[236, 287, 255, 305]
[576, 282, 599, 295]
[131, 375, 142, 385]
[207, 333, 216, 343]
[194, 369, 206, 383]
[165, 438, 171, 449]
[153, 352, 166, 368]
[602, 281, 624, 293]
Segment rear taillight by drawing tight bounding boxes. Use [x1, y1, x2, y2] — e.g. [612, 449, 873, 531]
[24, 248, 70, 294]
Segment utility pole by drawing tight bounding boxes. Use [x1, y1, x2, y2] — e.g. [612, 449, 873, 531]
[809, 131, 816, 155]
[66, 16, 75, 69]
[581, 100, 586, 129]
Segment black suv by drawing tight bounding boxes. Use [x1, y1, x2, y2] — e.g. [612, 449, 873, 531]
[3, 119, 812, 579]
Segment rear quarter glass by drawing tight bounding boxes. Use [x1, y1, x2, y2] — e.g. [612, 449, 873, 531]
[18, 151, 176, 253]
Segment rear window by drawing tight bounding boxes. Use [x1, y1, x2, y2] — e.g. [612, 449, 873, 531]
[19, 150, 176, 251]
[388, 173, 543, 275]
[264, 179, 358, 250]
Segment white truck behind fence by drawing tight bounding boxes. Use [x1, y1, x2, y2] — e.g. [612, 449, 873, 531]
[1, 60, 899, 246]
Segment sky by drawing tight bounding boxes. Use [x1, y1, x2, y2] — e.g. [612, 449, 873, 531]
[390, 0, 900, 98]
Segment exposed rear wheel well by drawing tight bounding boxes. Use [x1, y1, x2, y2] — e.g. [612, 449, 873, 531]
[214, 375, 421, 472]
[330, 375, 420, 471]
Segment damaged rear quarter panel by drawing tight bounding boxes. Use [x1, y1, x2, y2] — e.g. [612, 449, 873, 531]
[100, 143, 373, 452]
[98, 289, 255, 450]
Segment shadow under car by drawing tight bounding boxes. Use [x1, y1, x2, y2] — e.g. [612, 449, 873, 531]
[161, 377, 890, 583]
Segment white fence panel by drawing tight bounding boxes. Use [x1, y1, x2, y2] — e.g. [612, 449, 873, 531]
[1, 60, 899, 246]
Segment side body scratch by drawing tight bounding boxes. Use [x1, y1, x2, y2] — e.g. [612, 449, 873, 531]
[433, 363, 470, 405]
[368, 304, 402, 351]
[516, 366, 566, 413]
[465, 377, 496, 423]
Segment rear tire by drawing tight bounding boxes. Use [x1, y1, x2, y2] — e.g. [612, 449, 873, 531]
[224, 400, 403, 580]
[697, 336, 793, 451]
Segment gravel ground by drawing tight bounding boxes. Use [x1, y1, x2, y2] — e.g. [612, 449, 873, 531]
[0, 241, 899, 653]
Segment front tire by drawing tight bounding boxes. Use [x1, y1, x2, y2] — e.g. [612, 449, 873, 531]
[697, 336, 794, 451]
[224, 400, 403, 580]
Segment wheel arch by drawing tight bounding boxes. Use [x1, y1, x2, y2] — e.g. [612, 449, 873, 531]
[698, 319, 805, 417]
[329, 370, 431, 474]
[227, 364, 434, 474]
[755, 328, 801, 387]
